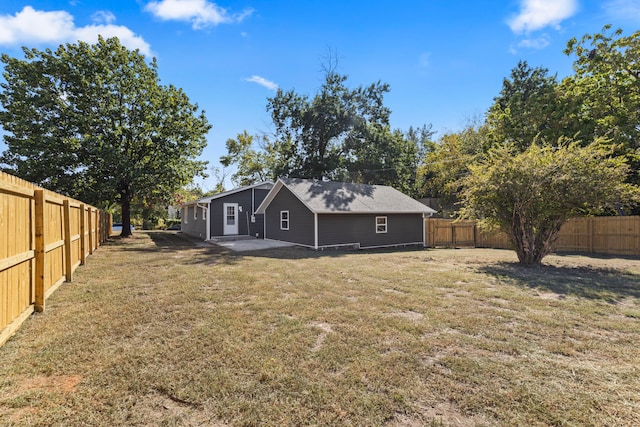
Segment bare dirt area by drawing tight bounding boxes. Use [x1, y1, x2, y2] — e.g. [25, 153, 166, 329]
[0, 233, 638, 426]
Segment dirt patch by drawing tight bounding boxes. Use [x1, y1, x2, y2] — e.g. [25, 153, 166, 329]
[134, 393, 229, 427]
[309, 321, 333, 352]
[18, 375, 82, 394]
[419, 401, 493, 427]
[390, 310, 424, 321]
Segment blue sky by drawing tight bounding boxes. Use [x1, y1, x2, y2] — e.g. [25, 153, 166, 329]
[1, 0, 639, 191]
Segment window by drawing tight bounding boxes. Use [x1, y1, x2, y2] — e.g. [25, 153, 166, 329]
[226, 205, 236, 225]
[280, 211, 289, 230]
[183, 208, 188, 224]
[194, 207, 198, 220]
[202, 206, 207, 220]
[376, 216, 387, 233]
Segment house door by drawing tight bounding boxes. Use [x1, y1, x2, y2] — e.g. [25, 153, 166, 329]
[223, 203, 239, 235]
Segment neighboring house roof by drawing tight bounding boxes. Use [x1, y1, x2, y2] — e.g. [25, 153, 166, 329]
[180, 181, 273, 207]
[256, 178, 437, 215]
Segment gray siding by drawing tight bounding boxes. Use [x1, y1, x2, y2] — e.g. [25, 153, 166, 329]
[211, 190, 251, 237]
[181, 205, 207, 239]
[250, 189, 270, 238]
[318, 213, 424, 248]
[210, 188, 269, 238]
[265, 187, 315, 246]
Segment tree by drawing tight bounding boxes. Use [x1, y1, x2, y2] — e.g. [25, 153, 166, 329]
[459, 140, 638, 265]
[0, 37, 210, 236]
[220, 131, 274, 187]
[485, 61, 570, 151]
[564, 25, 640, 188]
[222, 68, 427, 193]
[345, 124, 425, 197]
[417, 121, 487, 207]
[266, 70, 391, 180]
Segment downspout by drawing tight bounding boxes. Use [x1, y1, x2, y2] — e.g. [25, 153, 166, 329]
[206, 204, 210, 240]
[314, 212, 318, 250]
[197, 203, 210, 240]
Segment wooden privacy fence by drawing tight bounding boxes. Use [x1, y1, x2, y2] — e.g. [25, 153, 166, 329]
[1, 171, 111, 347]
[425, 216, 640, 256]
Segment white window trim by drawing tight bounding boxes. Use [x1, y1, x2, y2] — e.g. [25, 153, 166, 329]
[376, 216, 387, 234]
[202, 206, 207, 220]
[280, 210, 289, 230]
[184, 208, 188, 224]
[194, 207, 198, 220]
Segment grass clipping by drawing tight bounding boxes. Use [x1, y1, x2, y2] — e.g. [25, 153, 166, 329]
[0, 231, 639, 426]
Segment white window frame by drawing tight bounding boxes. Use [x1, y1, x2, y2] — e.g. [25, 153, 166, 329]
[280, 210, 289, 230]
[194, 206, 198, 220]
[376, 216, 387, 234]
[184, 208, 188, 223]
[202, 206, 207, 220]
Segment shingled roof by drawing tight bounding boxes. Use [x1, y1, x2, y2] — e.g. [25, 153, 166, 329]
[256, 178, 436, 215]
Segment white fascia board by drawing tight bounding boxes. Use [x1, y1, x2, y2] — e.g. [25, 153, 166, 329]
[199, 181, 274, 203]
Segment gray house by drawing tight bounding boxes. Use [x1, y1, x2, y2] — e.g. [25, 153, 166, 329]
[181, 182, 273, 240]
[255, 178, 436, 249]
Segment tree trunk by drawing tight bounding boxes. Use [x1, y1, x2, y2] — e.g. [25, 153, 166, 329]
[120, 193, 133, 237]
[510, 219, 562, 266]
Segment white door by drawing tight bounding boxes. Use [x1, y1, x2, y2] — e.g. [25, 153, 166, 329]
[223, 203, 239, 235]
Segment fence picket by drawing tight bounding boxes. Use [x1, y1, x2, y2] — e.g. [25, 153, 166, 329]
[0, 171, 111, 347]
[425, 217, 640, 256]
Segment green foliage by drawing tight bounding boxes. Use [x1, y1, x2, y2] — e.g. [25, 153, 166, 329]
[417, 123, 487, 204]
[222, 69, 429, 196]
[220, 131, 274, 187]
[459, 140, 639, 265]
[0, 37, 210, 236]
[485, 61, 570, 151]
[266, 70, 391, 180]
[564, 25, 640, 185]
[344, 124, 426, 197]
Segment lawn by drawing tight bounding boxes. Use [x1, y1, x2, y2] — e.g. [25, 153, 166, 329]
[0, 231, 639, 426]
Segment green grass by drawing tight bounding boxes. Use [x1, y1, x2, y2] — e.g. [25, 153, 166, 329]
[0, 231, 639, 426]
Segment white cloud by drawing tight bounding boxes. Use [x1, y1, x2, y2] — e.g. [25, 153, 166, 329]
[508, 0, 578, 34]
[0, 6, 152, 56]
[245, 75, 278, 91]
[92, 10, 116, 25]
[418, 52, 430, 68]
[75, 25, 152, 55]
[517, 34, 551, 49]
[145, 0, 253, 29]
[0, 6, 74, 44]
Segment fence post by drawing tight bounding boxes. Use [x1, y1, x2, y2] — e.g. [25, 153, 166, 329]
[588, 217, 594, 254]
[96, 209, 101, 249]
[424, 219, 431, 248]
[80, 204, 86, 265]
[473, 223, 478, 248]
[88, 208, 93, 255]
[63, 199, 73, 282]
[34, 190, 46, 312]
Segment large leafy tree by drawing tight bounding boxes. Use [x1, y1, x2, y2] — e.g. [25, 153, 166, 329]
[564, 25, 640, 187]
[344, 124, 430, 196]
[459, 140, 638, 265]
[220, 130, 274, 187]
[266, 70, 391, 180]
[485, 60, 571, 151]
[222, 69, 427, 194]
[0, 37, 210, 236]
[417, 122, 487, 203]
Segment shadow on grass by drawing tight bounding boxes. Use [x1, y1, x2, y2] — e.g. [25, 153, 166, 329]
[110, 231, 239, 266]
[480, 262, 640, 302]
[240, 243, 426, 260]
